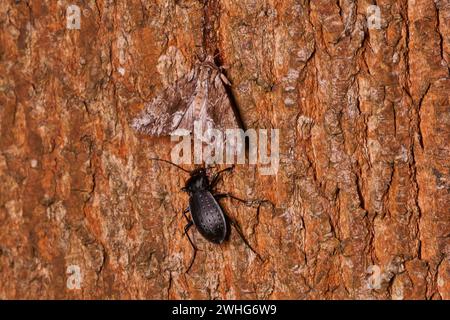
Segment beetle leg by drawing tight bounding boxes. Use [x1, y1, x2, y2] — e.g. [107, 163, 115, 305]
[180, 207, 198, 273]
[184, 222, 195, 248]
[181, 206, 202, 251]
[215, 193, 274, 262]
[214, 193, 272, 208]
[226, 216, 263, 261]
[183, 220, 198, 273]
[182, 206, 190, 222]
[209, 165, 235, 189]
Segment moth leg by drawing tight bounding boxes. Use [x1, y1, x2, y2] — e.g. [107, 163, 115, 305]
[226, 215, 263, 262]
[219, 72, 232, 86]
[209, 165, 235, 189]
[183, 220, 198, 273]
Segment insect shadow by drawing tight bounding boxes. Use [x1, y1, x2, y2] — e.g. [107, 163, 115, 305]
[150, 158, 273, 273]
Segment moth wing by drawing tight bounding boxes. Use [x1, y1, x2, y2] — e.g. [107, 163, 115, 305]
[174, 92, 198, 134]
[131, 73, 197, 136]
[176, 66, 242, 134]
[132, 57, 242, 137]
[207, 72, 241, 132]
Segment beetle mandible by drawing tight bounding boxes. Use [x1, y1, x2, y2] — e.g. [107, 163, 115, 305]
[150, 158, 271, 272]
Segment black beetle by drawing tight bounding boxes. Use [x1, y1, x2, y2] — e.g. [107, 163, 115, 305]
[150, 158, 271, 272]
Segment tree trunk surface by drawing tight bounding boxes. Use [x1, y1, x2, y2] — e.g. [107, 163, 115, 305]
[0, 0, 449, 299]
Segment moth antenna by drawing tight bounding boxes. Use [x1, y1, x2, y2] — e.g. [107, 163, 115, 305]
[149, 158, 191, 174]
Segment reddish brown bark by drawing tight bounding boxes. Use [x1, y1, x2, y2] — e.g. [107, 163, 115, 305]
[0, 0, 449, 299]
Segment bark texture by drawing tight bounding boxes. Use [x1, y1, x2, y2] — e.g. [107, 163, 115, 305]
[0, 0, 449, 299]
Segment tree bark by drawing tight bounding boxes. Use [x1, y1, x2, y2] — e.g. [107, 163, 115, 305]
[0, 0, 449, 299]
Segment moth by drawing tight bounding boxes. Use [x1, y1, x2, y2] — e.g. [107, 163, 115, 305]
[132, 55, 242, 136]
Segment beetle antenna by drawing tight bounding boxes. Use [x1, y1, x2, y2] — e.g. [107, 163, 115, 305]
[149, 158, 191, 174]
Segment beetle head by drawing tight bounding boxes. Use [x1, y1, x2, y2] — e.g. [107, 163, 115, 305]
[182, 168, 209, 193]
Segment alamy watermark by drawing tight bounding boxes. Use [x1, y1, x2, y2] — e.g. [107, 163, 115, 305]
[367, 5, 382, 30]
[66, 264, 82, 290]
[66, 5, 81, 30]
[366, 265, 382, 290]
[170, 121, 280, 175]
[66, 3, 383, 31]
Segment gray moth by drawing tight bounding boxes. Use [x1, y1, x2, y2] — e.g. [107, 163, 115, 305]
[132, 55, 242, 137]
